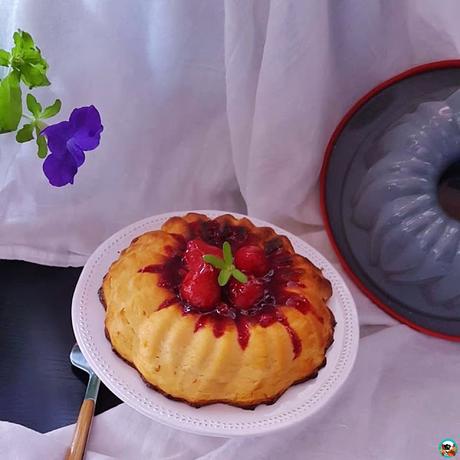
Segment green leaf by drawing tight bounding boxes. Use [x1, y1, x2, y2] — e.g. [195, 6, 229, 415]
[16, 123, 34, 143]
[12, 31, 40, 63]
[11, 30, 50, 88]
[26, 93, 42, 117]
[218, 268, 232, 287]
[41, 98, 61, 119]
[13, 31, 35, 54]
[20, 62, 50, 89]
[232, 269, 248, 284]
[0, 49, 10, 66]
[203, 254, 225, 269]
[0, 70, 22, 133]
[36, 130, 48, 158]
[223, 242, 233, 265]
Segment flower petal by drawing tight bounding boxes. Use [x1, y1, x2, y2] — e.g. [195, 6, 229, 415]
[41, 121, 73, 155]
[66, 138, 86, 167]
[69, 105, 103, 151]
[43, 151, 79, 186]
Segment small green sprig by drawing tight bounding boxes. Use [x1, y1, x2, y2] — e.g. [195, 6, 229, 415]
[203, 241, 248, 286]
[16, 93, 61, 158]
[0, 30, 56, 135]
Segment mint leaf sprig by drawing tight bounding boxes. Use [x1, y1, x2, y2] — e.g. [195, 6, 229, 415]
[203, 242, 248, 286]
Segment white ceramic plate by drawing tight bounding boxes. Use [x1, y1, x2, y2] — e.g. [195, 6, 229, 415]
[72, 210, 359, 437]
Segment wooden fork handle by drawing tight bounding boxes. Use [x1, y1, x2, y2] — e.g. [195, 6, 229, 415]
[65, 399, 95, 460]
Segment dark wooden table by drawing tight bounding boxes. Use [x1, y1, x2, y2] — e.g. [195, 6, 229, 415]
[0, 260, 121, 433]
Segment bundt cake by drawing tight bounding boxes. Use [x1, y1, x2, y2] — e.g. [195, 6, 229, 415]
[100, 213, 335, 408]
[352, 89, 460, 307]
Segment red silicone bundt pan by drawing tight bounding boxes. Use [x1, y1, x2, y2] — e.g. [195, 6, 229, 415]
[320, 60, 460, 341]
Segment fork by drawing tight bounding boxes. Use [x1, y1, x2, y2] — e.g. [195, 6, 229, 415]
[66, 344, 101, 460]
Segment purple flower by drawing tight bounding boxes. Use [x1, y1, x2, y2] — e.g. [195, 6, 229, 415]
[42, 105, 103, 186]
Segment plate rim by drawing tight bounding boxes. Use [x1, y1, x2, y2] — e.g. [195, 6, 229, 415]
[72, 210, 359, 436]
[320, 59, 460, 343]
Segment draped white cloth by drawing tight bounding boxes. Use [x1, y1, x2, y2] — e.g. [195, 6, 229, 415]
[1, 1, 460, 459]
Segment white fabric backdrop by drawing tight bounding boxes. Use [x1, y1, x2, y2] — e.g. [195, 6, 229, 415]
[1, 1, 460, 459]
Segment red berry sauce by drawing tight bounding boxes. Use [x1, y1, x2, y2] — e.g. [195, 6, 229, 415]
[138, 219, 316, 359]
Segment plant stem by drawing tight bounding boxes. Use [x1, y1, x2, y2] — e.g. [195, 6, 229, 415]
[36, 120, 47, 132]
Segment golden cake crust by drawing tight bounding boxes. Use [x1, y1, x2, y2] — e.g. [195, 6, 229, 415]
[102, 213, 335, 408]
